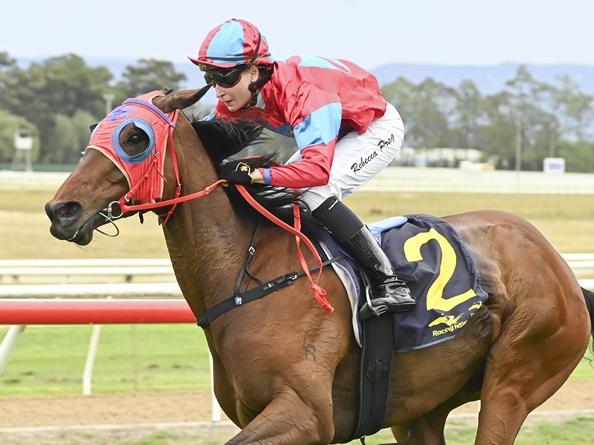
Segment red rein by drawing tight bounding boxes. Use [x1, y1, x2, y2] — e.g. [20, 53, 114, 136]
[235, 185, 332, 313]
[117, 181, 333, 313]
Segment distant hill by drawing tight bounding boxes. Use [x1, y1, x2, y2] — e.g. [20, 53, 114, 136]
[16, 57, 594, 98]
[372, 62, 594, 94]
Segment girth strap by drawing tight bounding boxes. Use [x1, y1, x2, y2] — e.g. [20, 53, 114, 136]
[351, 311, 395, 441]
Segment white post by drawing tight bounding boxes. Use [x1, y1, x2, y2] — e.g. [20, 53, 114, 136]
[0, 325, 26, 375]
[12, 129, 33, 172]
[82, 324, 102, 396]
[210, 352, 222, 422]
[102, 93, 115, 116]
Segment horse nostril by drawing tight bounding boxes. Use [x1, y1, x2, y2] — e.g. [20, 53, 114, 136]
[57, 202, 77, 218]
[46, 201, 83, 224]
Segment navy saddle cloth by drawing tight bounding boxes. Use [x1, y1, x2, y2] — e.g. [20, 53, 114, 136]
[315, 214, 488, 352]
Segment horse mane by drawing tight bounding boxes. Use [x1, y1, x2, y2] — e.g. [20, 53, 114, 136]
[191, 118, 264, 165]
[191, 118, 310, 227]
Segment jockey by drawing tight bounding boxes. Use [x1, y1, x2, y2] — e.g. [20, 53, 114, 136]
[190, 18, 415, 315]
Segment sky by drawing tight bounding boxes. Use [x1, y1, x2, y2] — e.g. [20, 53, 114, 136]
[2, 0, 594, 70]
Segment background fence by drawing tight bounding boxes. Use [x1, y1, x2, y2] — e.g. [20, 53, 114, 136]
[5, 167, 594, 194]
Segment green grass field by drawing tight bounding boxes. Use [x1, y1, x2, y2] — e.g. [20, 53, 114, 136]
[3, 188, 594, 259]
[2, 185, 594, 443]
[0, 324, 210, 396]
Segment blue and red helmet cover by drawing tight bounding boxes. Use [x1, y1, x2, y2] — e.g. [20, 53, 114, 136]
[189, 18, 272, 69]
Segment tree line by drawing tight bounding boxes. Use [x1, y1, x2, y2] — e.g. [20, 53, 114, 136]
[0, 51, 593, 171]
[382, 66, 594, 171]
[0, 52, 189, 164]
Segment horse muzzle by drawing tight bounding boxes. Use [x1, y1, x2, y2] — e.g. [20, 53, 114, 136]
[45, 200, 96, 245]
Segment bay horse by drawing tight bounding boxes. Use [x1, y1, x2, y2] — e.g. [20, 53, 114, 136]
[45, 89, 593, 444]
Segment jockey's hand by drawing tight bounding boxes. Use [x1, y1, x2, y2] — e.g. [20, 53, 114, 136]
[219, 162, 255, 186]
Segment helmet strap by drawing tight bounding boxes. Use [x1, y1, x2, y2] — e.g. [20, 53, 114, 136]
[248, 82, 259, 107]
[246, 64, 273, 107]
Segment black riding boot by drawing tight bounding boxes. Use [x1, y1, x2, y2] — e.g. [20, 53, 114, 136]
[312, 197, 416, 318]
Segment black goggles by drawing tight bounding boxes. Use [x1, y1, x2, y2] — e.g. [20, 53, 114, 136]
[203, 66, 246, 88]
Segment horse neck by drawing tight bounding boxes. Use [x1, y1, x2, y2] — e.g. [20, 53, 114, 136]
[161, 128, 251, 316]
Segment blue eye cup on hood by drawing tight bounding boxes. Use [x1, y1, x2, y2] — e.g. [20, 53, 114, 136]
[112, 118, 156, 164]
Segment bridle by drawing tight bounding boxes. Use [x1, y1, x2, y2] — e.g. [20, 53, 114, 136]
[87, 93, 332, 312]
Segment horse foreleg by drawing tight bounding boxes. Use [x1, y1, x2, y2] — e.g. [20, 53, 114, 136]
[391, 395, 472, 445]
[225, 385, 335, 445]
[391, 411, 448, 445]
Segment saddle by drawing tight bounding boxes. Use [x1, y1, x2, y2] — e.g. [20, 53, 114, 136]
[315, 214, 488, 441]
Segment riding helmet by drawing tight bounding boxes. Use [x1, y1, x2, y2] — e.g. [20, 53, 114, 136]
[189, 18, 272, 69]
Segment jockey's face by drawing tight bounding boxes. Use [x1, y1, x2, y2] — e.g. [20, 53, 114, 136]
[213, 65, 259, 112]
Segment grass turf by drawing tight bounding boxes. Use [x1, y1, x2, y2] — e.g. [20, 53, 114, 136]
[4, 189, 594, 259]
[0, 324, 209, 396]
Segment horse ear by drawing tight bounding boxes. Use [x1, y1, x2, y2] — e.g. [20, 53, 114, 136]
[153, 85, 211, 113]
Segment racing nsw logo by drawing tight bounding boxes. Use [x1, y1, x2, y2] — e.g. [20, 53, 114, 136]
[350, 133, 395, 173]
[428, 314, 464, 328]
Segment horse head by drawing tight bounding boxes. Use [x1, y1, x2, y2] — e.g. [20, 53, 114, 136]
[44, 87, 215, 245]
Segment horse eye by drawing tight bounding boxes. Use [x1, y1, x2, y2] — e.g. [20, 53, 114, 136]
[128, 133, 143, 144]
[119, 126, 151, 158]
